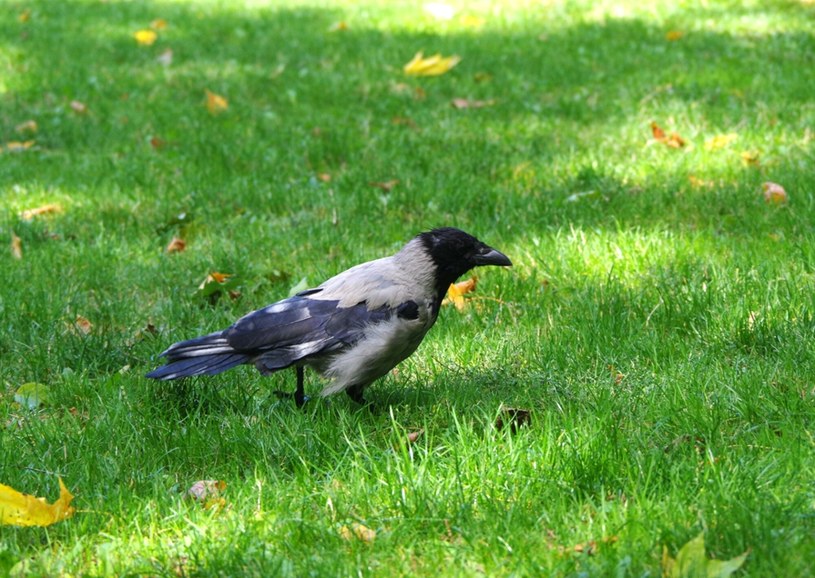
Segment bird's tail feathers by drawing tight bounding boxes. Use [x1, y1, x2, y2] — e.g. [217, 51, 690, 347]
[145, 332, 250, 380]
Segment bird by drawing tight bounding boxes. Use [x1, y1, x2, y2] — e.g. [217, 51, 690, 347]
[146, 227, 512, 407]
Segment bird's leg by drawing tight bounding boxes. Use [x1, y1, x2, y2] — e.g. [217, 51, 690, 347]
[274, 366, 308, 409]
[294, 366, 306, 408]
[345, 384, 372, 409]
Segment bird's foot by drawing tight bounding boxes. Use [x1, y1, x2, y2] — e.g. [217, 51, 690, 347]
[273, 390, 310, 409]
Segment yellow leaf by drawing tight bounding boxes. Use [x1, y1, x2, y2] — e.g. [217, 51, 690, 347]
[665, 30, 684, 41]
[705, 133, 738, 150]
[0, 478, 75, 527]
[741, 151, 760, 166]
[340, 522, 376, 542]
[403, 51, 461, 76]
[443, 276, 478, 310]
[11, 233, 22, 260]
[150, 18, 168, 30]
[15, 120, 38, 134]
[20, 203, 62, 220]
[3, 140, 35, 152]
[206, 90, 229, 114]
[18, 9, 31, 23]
[328, 21, 348, 32]
[762, 181, 787, 204]
[134, 29, 158, 46]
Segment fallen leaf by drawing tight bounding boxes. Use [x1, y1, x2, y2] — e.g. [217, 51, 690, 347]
[451, 98, 495, 109]
[704, 133, 738, 150]
[187, 480, 226, 501]
[318, 173, 332, 183]
[134, 29, 158, 46]
[662, 532, 748, 578]
[369, 179, 399, 192]
[762, 181, 787, 204]
[20, 203, 62, 220]
[11, 233, 22, 259]
[15, 120, 38, 134]
[14, 382, 50, 409]
[74, 315, 93, 335]
[150, 135, 166, 149]
[166, 237, 186, 253]
[688, 175, 713, 188]
[4, 140, 35, 152]
[404, 51, 461, 76]
[205, 90, 229, 114]
[70, 100, 88, 114]
[195, 272, 240, 303]
[741, 151, 760, 166]
[19, 9, 31, 23]
[150, 18, 168, 30]
[157, 48, 173, 66]
[406, 429, 424, 444]
[0, 478, 75, 527]
[650, 121, 685, 148]
[328, 21, 348, 32]
[443, 276, 477, 310]
[665, 30, 684, 41]
[340, 522, 376, 542]
[495, 406, 532, 433]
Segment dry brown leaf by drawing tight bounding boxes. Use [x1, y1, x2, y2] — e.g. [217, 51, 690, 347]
[650, 121, 685, 148]
[443, 276, 478, 310]
[406, 429, 424, 443]
[70, 100, 88, 114]
[762, 181, 787, 204]
[340, 522, 376, 543]
[15, 120, 38, 134]
[11, 233, 22, 260]
[150, 136, 166, 149]
[166, 237, 186, 253]
[0, 478, 75, 527]
[20, 203, 63, 220]
[205, 90, 229, 114]
[317, 173, 332, 183]
[74, 315, 93, 335]
[369, 179, 399, 192]
[451, 98, 496, 109]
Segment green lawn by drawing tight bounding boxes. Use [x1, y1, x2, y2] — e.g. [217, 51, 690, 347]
[1, 0, 814, 575]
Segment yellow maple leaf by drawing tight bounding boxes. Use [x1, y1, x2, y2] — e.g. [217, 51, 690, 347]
[134, 29, 157, 46]
[705, 133, 738, 150]
[443, 276, 478, 310]
[404, 51, 461, 76]
[206, 90, 229, 114]
[0, 478, 75, 527]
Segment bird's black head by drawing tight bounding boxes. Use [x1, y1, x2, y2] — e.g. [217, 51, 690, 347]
[418, 227, 512, 301]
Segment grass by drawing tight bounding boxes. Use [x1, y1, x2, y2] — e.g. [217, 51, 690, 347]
[1, 0, 814, 575]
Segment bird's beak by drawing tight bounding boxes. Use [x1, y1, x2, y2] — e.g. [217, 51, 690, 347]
[473, 245, 512, 267]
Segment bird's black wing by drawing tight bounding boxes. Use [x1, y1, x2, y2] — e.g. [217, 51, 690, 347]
[225, 292, 393, 372]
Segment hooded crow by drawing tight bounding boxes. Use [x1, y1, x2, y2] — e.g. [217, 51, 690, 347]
[146, 227, 512, 407]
